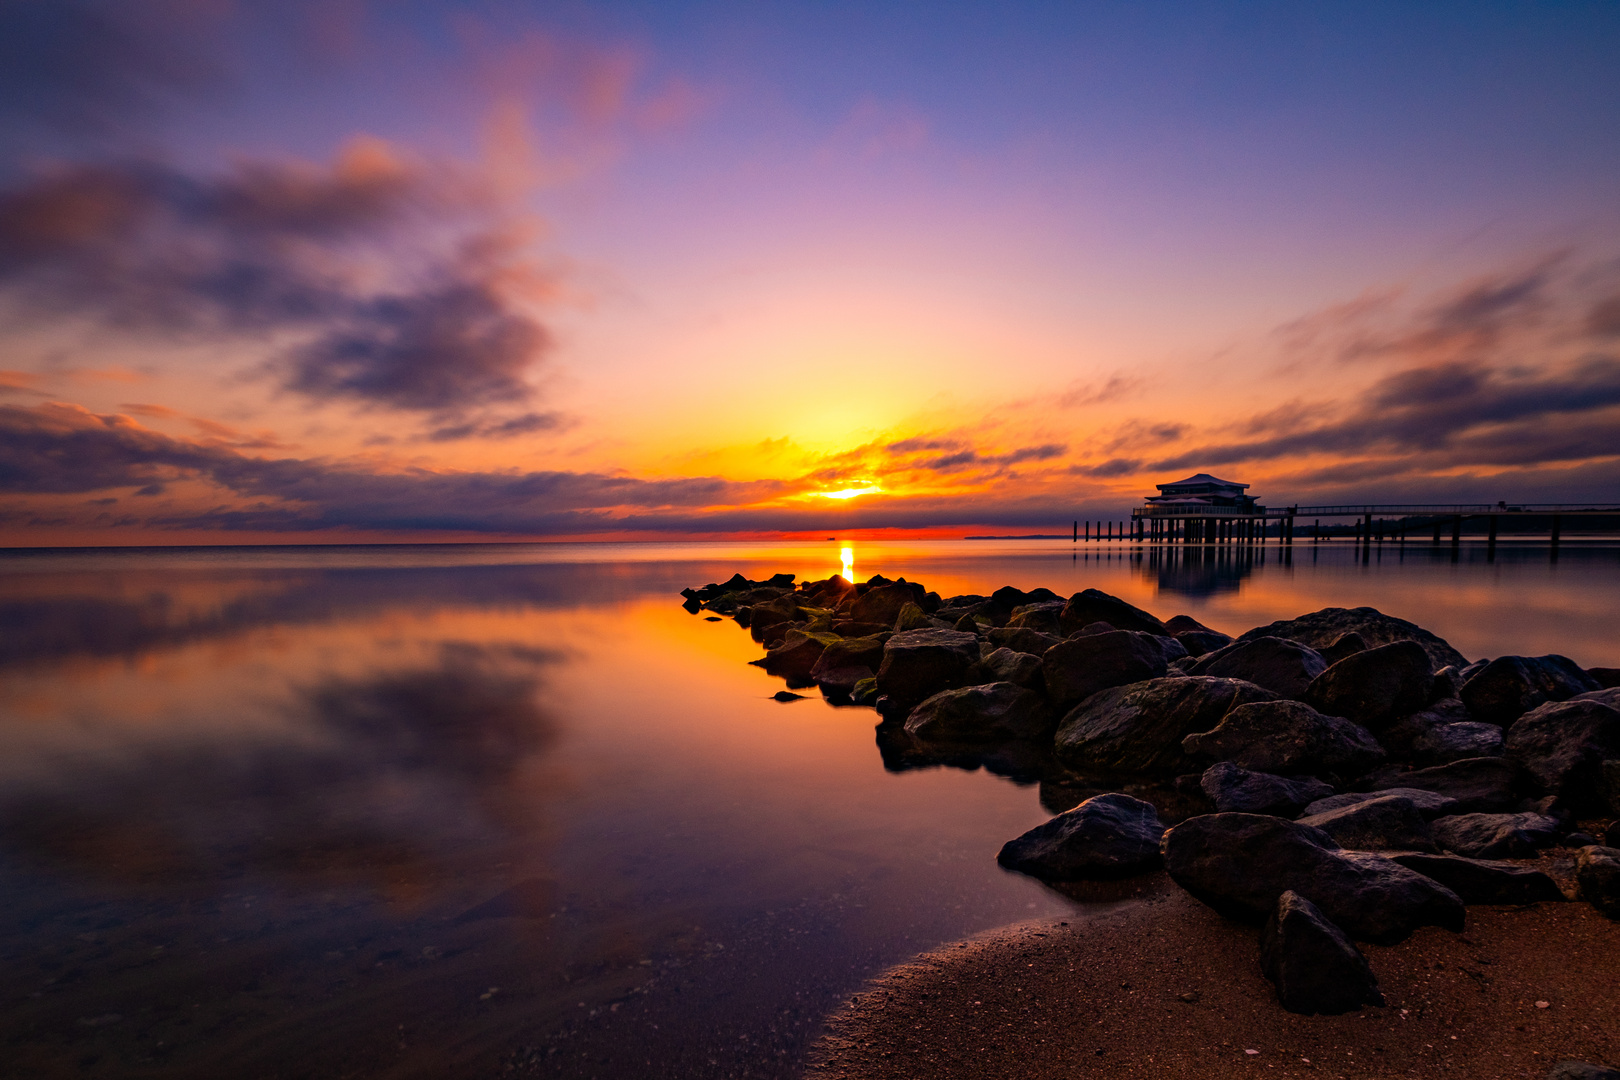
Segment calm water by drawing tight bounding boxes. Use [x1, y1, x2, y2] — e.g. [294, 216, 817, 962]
[1, 538, 1617, 1079]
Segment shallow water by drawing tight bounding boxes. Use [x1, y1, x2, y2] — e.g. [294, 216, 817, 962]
[0, 538, 1615, 1078]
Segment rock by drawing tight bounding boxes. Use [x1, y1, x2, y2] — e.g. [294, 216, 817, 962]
[996, 793, 1165, 880]
[1186, 636, 1328, 699]
[1165, 614, 1216, 634]
[974, 586, 1060, 627]
[1460, 655, 1602, 726]
[1259, 890, 1384, 1015]
[893, 602, 934, 632]
[1041, 631, 1186, 711]
[874, 629, 982, 710]
[1566, 832, 1600, 847]
[1381, 698, 1472, 758]
[1574, 687, 1620, 709]
[1430, 812, 1563, 858]
[1058, 588, 1168, 636]
[1412, 720, 1506, 767]
[1546, 1062, 1620, 1080]
[1055, 677, 1279, 775]
[1297, 795, 1438, 852]
[1390, 853, 1565, 905]
[1304, 640, 1435, 730]
[1574, 845, 1620, 918]
[1169, 654, 1199, 674]
[1304, 787, 1461, 820]
[832, 619, 892, 638]
[1588, 668, 1620, 689]
[1237, 606, 1467, 671]
[1181, 700, 1385, 776]
[969, 646, 1044, 690]
[903, 682, 1053, 742]
[809, 634, 887, 695]
[952, 613, 980, 633]
[1074, 620, 1117, 636]
[1200, 762, 1333, 816]
[985, 626, 1063, 656]
[1160, 813, 1465, 943]
[850, 677, 878, 706]
[1607, 821, 1620, 848]
[1005, 601, 1065, 635]
[753, 629, 839, 684]
[1608, 761, 1620, 815]
[841, 581, 926, 627]
[1174, 629, 1233, 657]
[1318, 632, 1369, 666]
[1504, 698, 1620, 811]
[771, 690, 805, 702]
[1364, 756, 1521, 813]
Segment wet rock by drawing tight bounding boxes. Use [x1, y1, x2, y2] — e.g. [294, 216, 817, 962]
[1504, 698, 1620, 811]
[771, 690, 805, 702]
[1260, 890, 1384, 1015]
[893, 602, 934, 632]
[1160, 813, 1465, 943]
[1041, 631, 1187, 711]
[1390, 853, 1565, 905]
[1174, 629, 1234, 657]
[968, 646, 1044, 690]
[1364, 756, 1521, 814]
[1200, 762, 1333, 816]
[753, 629, 839, 684]
[1297, 794, 1438, 852]
[1430, 812, 1563, 858]
[996, 792, 1165, 880]
[874, 629, 982, 710]
[1181, 699, 1385, 776]
[1055, 677, 1278, 775]
[1461, 655, 1602, 726]
[1574, 845, 1620, 918]
[850, 677, 878, 706]
[809, 635, 887, 695]
[985, 626, 1063, 657]
[1546, 1062, 1620, 1080]
[843, 581, 927, 627]
[904, 682, 1053, 742]
[1305, 640, 1435, 730]
[1058, 588, 1168, 637]
[1304, 787, 1461, 820]
[1318, 632, 1369, 667]
[748, 594, 810, 641]
[1236, 606, 1467, 671]
[1005, 601, 1065, 635]
[1186, 636, 1328, 699]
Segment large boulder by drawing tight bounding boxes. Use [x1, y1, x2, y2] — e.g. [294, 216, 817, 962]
[1174, 629, 1233, 657]
[1297, 794, 1438, 852]
[1413, 719, 1505, 766]
[1260, 890, 1384, 1015]
[1160, 813, 1465, 944]
[1041, 631, 1186, 711]
[1199, 762, 1333, 816]
[985, 626, 1063, 657]
[1504, 698, 1620, 811]
[1318, 632, 1369, 666]
[874, 629, 982, 710]
[753, 629, 839, 684]
[1181, 699, 1385, 776]
[1430, 812, 1563, 858]
[809, 634, 887, 695]
[1005, 601, 1065, 635]
[1364, 756, 1521, 814]
[1381, 697, 1472, 757]
[1461, 655, 1603, 726]
[1304, 787, 1460, 820]
[1186, 637, 1327, 699]
[903, 682, 1053, 742]
[1390, 853, 1565, 905]
[1304, 640, 1435, 730]
[967, 646, 1045, 690]
[995, 793, 1165, 880]
[1057, 589, 1167, 636]
[1237, 606, 1467, 671]
[1054, 677, 1278, 775]
[1575, 846, 1620, 918]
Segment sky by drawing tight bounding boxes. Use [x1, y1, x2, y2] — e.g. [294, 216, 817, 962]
[2, 0, 1619, 544]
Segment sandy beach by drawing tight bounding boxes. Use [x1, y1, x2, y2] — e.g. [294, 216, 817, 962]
[808, 871, 1620, 1080]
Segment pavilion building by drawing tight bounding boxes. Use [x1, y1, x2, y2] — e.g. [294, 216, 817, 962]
[1141, 473, 1261, 514]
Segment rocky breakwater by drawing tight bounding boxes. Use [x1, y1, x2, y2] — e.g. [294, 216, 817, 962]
[682, 572, 1620, 1020]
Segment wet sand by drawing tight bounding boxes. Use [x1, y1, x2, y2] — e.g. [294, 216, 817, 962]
[808, 872, 1620, 1080]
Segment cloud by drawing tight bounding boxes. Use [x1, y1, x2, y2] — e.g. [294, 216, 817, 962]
[0, 143, 560, 428]
[1058, 373, 1144, 409]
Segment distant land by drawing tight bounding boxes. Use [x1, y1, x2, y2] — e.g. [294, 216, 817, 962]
[963, 534, 1073, 540]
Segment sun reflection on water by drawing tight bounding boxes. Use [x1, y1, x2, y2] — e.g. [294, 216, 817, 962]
[840, 546, 854, 584]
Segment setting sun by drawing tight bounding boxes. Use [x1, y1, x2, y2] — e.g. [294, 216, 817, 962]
[813, 485, 884, 501]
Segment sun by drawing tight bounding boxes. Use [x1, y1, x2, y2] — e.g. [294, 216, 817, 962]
[812, 484, 883, 500]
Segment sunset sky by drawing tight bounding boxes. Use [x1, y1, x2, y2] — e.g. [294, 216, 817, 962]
[3, 0, 1619, 544]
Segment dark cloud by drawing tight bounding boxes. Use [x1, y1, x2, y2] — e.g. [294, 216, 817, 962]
[909, 443, 1068, 473]
[0, 150, 556, 426]
[1588, 294, 1620, 338]
[1069, 457, 1141, 478]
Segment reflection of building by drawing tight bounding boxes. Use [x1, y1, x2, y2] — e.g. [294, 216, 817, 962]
[1143, 473, 1260, 513]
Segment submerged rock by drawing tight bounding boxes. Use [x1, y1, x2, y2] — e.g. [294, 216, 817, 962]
[1304, 640, 1435, 730]
[1236, 606, 1467, 671]
[1042, 631, 1185, 710]
[1260, 890, 1384, 1015]
[1199, 762, 1333, 816]
[1186, 636, 1327, 700]
[1461, 654, 1602, 726]
[1430, 812, 1563, 859]
[1297, 794, 1438, 853]
[995, 792, 1165, 880]
[1162, 813, 1464, 944]
[1390, 852, 1565, 905]
[1054, 677, 1278, 776]
[903, 682, 1052, 742]
[1181, 699, 1385, 776]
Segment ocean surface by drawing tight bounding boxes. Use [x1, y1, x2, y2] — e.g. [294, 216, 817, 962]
[1, 537, 1616, 1079]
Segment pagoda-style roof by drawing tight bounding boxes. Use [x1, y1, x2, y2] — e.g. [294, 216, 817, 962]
[1157, 473, 1248, 491]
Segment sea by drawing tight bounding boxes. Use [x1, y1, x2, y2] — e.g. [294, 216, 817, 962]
[0, 537, 1615, 1078]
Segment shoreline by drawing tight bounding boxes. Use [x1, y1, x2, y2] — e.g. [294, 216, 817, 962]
[807, 872, 1620, 1080]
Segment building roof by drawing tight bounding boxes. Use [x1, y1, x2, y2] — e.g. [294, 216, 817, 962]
[1157, 473, 1249, 490]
